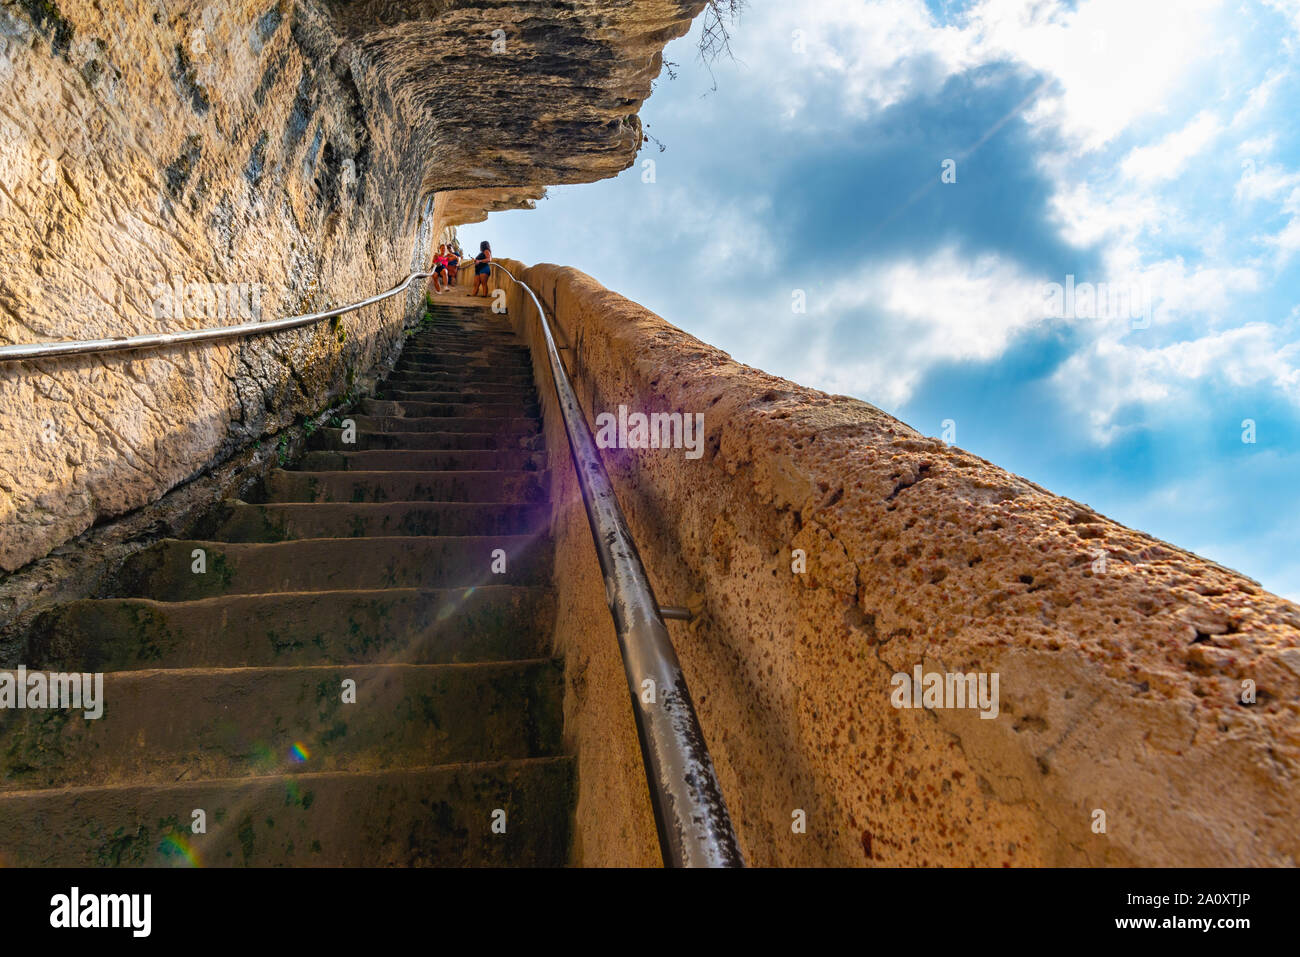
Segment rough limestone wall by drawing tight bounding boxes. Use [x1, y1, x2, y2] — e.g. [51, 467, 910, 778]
[0, 1, 428, 571]
[0, 0, 706, 573]
[495, 261, 1300, 867]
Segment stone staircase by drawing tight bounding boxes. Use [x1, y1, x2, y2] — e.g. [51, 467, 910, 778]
[0, 304, 574, 867]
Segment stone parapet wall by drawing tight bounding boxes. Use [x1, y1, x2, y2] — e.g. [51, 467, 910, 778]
[493, 259, 1300, 867]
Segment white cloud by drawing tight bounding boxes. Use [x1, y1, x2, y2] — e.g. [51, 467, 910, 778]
[745, 0, 1231, 154]
[643, 186, 776, 271]
[1120, 111, 1222, 184]
[1047, 180, 1164, 249]
[1235, 160, 1300, 203]
[970, 0, 1227, 152]
[748, 0, 977, 122]
[1262, 187, 1300, 264]
[1230, 68, 1289, 128]
[784, 246, 1048, 407]
[1052, 323, 1300, 442]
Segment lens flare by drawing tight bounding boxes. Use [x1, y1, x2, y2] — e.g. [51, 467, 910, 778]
[160, 833, 201, 867]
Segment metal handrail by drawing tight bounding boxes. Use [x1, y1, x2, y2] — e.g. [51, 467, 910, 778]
[0, 260, 744, 866]
[482, 261, 744, 867]
[0, 272, 435, 361]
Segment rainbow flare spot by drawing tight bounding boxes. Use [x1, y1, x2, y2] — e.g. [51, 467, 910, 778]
[160, 833, 201, 868]
[291, 742, 311, 763]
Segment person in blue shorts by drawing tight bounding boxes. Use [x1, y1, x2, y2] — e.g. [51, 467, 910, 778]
[472, 241, 492, 297]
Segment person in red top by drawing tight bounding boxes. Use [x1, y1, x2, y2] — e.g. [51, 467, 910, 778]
[428, 244, 450, 296]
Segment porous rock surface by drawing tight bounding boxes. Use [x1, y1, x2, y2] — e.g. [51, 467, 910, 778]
[495, 259, 1300, 867]
[0, 0, 703, 571]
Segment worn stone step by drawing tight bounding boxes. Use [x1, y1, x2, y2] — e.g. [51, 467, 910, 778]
[413, 332, 520, 346]
[418, 319, 516, 334]
[261, 470, 549, 504]
[297, 449, 545, 471]
[114, 536, 552, 598]
[360, 398, 536, 419]
[418, 323, 515, 333]
[0, 660, 564, 790]
[382, 370, 536, 387]
[209, 500, 550, 540]
[418, 317, 514, 328]
[391, 359, 534, 375]
[412, 321, 517, 334]
[395, 362, 532, 379]
[391, 367, 533, 385]
[404, 343, 524, 357]
[0, 757, 574, 866]
[400, 331, 521, 344]
[345, 415, 539, 435]
[395, 348, 527, 361]
[377, 388, 537, 403]
[398, 354, 530, 371]
[26, 587, 555, 671]
[307, 428, 542, 452]
[403, 342, 528, 357]
[379, 380, 536, 397]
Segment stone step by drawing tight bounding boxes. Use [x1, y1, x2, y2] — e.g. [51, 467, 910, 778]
[261, 469, 550, 504]
[419, 319, 516, 334]
[413, 331, 520, 346]
[398, 354, 530, 371]
[344, 415, 540, 435]
[297, 449, 545, 471]
[360, 398, 536, 419]
[209, 500, 550, 540]
[0, 660, 563, 790]
[418, 323, 515, 334]
[403, 343, 529, 358]
[0, 757, 574, 866]
[401, 341, 528, 355]
[390, 361, 535, 377]
[414, 319, 517, 332]
[377, 388, 538, 403]
[379, 381, 536, 398]
[382, 370, 536, 387]
[403, 343, 524, 357]
[391, 367, 533, 385]
[26, 587, 554, 671]
[418, 317, 514, 328]
[307, 428, 542, 452]
[113, 536, 552, 599]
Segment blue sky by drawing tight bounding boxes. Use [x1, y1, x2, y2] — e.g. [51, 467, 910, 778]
[462, 0, 1300, 601]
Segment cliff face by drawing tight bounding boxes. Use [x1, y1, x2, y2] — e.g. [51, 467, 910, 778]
[0, 0, 703, 571]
